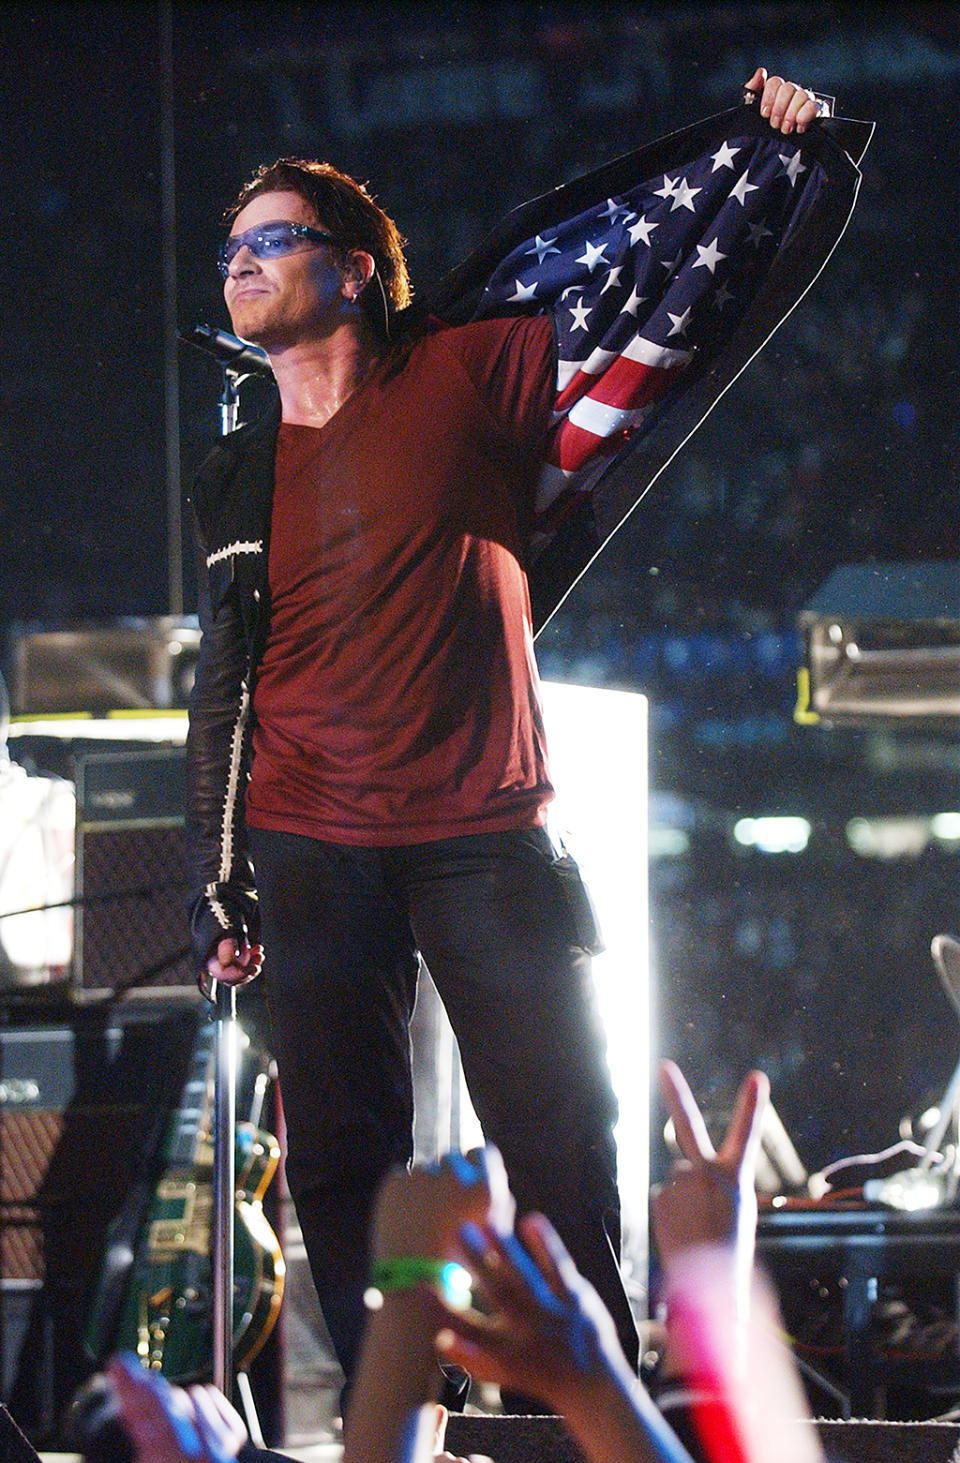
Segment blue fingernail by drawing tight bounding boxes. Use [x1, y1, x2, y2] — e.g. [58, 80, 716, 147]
[459, 1221, 486, 1251]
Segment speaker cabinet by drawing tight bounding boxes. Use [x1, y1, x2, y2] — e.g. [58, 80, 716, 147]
[74, 748, 193, 992]
[0, 1005, 199, 1444]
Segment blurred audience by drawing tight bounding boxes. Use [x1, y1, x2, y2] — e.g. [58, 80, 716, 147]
[93, 1062, 822, 1463]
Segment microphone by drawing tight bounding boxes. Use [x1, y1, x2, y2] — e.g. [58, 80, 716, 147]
[179, 323, 273, 377]
[932, 934, 960, 1020]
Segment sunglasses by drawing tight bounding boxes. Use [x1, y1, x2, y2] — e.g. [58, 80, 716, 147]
[218, 221, 340, 278]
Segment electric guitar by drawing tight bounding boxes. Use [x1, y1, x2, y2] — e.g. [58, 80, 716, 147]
[86, 1017, 285, 1381]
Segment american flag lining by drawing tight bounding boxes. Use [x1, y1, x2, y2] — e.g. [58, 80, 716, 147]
[477, 128, 825, 529]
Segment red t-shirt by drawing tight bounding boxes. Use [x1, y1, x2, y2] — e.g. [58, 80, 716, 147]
[245, 314, 557, 845]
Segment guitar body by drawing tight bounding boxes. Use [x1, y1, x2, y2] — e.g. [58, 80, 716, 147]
[86, 1024, 285, 1383]
[113, 1122, 285, 1381]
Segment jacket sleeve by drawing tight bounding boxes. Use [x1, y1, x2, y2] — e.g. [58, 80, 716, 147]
[184, 518, 260, 973]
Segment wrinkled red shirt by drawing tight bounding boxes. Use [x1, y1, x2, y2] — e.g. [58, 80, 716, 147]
[246, 314, 557, 845]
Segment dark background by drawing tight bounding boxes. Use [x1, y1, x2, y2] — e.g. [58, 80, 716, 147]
[1, 1, 958, 1175]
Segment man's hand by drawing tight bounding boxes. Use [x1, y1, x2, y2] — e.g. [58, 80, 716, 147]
[652, 1059, 769, 1269]
[744, 67, 821, 134]
[372, 1147, 514, 1263]
[105, 1353, 247, 1463]
[205, 935, 263, 987]
[652, 1062, 769, 1385]
[433, 1210, 631, 1417]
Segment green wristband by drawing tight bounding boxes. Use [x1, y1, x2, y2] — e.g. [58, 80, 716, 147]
[364, 1256, 473, 1311]
[370, 1257, 449, 1292]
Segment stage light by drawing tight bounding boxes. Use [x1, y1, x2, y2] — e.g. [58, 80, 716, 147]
[932, 812, 960, 844]
[649, 827, 690, 858]
[733, 816, 810, 854]
[9, 712, 188, 743]
[845, 813, 960, 859]
[539, 683, 649, 1194]
[846, 815, 930, 860]
[863, 1168, 945, 1212]
[797, 561, 960, 725]
[538, 681, 650, 1313]
[9, 618, 201, 716]
[0, 764, 75, 981]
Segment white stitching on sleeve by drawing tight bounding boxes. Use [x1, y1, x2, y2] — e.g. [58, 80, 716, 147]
[218, 684, 250, 884]
[206, 540, 263, 568]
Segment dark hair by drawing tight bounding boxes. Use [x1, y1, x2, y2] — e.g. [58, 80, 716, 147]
[226, 158, 412, 337]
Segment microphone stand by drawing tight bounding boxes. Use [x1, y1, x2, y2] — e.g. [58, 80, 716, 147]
[863, 939, 960, 1211]
[178, 324, 272, 438]
[196, 335, 268, 1436]
[220, 368, 242, 436]
[211, 978, 238, 1401]
[918, 1056, 960, 1184]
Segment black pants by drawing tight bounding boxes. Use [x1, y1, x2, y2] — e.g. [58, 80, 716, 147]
[248, 824, 639, 1383]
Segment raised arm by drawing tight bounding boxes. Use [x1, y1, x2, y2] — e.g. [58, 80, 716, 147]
[435, 1210, 691, 1463]
[342, 1148, 513, 1463]
[97, 1353, 247, 1463]
[651, 1062, 822, 1463]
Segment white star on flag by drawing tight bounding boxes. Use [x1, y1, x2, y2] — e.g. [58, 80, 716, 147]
[693, 239, 727, 274]
[620, 286, 646, 316]
[507, 279, 539, 303]
[568, 296, 592, 331]
[600, 266, 624, 295]
[654, 174, 679, 200]
[731, 170, 759, 206]
[628, 215, 658, 246]
[747, 217, 773, 248]
[666, 306, 693, 337]
[710, 140, 741, 172]
[670, 177, 702, 213]
[778, 150, 808, 187]
[526, 234, 561, 264]
[576, 239, 610, 273]
[600, 198, 636, 222]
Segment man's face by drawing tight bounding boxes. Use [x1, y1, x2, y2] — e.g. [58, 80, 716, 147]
[222, 189, 346, 351]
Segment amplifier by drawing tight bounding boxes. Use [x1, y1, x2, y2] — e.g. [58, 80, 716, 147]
[74, 748, 193, 991]
[0, 1027, 75, 1285]
[9, 618, 201, 716]
[0, 1007, 199, 1434]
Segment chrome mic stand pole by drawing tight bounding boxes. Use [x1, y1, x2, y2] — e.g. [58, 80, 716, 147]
[211, 978, 238, 1398]
[220, 366, 241, 436]
[209, 360, 242, 1403]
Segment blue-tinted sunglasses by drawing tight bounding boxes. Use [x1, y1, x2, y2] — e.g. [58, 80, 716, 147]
[218, 220, 340, 278]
